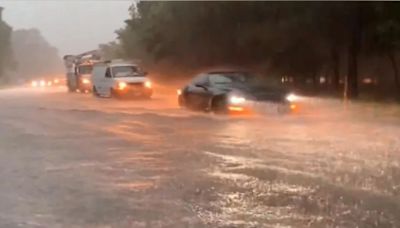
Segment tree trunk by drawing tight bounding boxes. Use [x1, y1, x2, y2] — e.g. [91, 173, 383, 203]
[312, 71, 318, 93]
[388, 51, 400, 90]
[346, 5, 362, 99]
[331, 46, 340, 91]
[346, 42, 359, 99]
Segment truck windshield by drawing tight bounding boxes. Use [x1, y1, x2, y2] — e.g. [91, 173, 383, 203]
[112, 66, 140, 77]
[78, 65, 93, 75]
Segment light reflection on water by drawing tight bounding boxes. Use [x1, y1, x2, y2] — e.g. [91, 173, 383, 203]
[197, 115, 400, 227]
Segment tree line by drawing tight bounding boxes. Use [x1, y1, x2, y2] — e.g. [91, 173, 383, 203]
[0, 7, 63, 83]
[0, 7, 13, 82]
[108, 2, 400, 99]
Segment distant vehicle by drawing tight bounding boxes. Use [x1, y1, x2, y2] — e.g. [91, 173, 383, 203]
[63, 50, 101, 93]
[30, 77, 65, 88]
[31, 79, 54, 88]
[31, 79, 47, 88]
[52, 77, 66, 86]
[91, 60, 152, 98]
[177, 70, 299, 114]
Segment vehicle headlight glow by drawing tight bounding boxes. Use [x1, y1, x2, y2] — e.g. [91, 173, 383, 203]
[286, 93, 299, 102]
[229, 96, 246, 104]
[31, 81, 38, 87]
[177, 89, 182, 95]
[82, 78, 90, 84]
[118, 81, 127, 90]
[144, 81, 152, 88]
[40, 80, 46, 87]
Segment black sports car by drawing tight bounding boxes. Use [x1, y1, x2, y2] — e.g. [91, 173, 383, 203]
[177, 70, 299, 114]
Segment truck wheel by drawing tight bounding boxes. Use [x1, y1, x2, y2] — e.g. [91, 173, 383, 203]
[110, 88, 119, 99]
[67, 82, 74, 92]
[92, 86, 99, 97]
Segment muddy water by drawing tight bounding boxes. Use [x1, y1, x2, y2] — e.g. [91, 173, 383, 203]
[0, 87, 399, 227]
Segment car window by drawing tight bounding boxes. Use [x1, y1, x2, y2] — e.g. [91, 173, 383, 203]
[78, 65, 93, 75]
[112, 65, 140, 77]
[191, 74, 209, 86]
[105, 68, 112, 78]
[208, 74, 234, 85]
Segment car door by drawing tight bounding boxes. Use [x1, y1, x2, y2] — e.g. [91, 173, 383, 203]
[92, 65, 105, 95]
[99, 67, 113, 96]
[186, 74, 213, 110]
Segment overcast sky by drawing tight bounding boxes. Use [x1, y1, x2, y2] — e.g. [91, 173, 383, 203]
[0, 0, 133, 56]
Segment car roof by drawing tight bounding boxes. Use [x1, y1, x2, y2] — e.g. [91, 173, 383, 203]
[204, 68, 251, 75]
[110, 63, 137, 67]
[93, 62, 137, 67]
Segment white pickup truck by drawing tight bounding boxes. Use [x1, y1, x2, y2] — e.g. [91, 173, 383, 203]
[91, 60, 152, 98]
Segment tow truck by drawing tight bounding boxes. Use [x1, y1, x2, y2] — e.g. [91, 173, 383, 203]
[63, 50, 101, 93]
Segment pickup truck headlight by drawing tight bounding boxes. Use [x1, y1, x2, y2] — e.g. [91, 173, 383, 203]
[118, 81, 127, 90]
[144, 81, 152, 88]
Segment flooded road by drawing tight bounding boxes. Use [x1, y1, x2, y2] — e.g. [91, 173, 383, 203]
[0, 87, 399, 228]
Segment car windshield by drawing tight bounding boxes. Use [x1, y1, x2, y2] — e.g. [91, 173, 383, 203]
[112, 65, 140, 77]
[78, 65, 93, 74]
[208, 72, 283, 89]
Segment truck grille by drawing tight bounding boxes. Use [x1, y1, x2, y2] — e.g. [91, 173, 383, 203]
[128, 82, 144, 88]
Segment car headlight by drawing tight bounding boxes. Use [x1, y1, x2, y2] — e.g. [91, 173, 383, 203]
[82, 78, 90, 84]
[31, 81, 38, 87]
[229, 95, 246, 104]
[40, 80, 46, 87]
[118, 81, 127, 90]
[286, 93, 298, 102]
[177, 89, 182, 95]
[144, 81, 152, 88]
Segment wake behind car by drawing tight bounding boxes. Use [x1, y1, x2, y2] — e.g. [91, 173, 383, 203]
[91, 60, 152, 98]
[177, 70, 299, 114]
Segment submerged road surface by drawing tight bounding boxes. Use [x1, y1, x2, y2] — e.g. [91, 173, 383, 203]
[0, 87, 400, 228]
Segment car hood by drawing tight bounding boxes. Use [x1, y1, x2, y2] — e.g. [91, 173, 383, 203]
[229, 84, 289, 102]
[114, 77, 147, 83]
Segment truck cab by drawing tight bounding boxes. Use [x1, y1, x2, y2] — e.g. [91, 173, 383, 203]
[75, 62, 94, 93]
[92, 60, 152, 98]
[63, 50, 101, 93]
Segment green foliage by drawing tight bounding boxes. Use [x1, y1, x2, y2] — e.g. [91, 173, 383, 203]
[117, 2, 400, 98]
[99, 41, 122, 60]
[0, 9, 12, 78]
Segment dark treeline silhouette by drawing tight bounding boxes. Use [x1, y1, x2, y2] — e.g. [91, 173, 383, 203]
[107, 2, 400, 100]
[0, 7, 13, 82]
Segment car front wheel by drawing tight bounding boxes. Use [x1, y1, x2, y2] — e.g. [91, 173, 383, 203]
[211, 95, 228, 114]
[92, 86, 99, 97]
